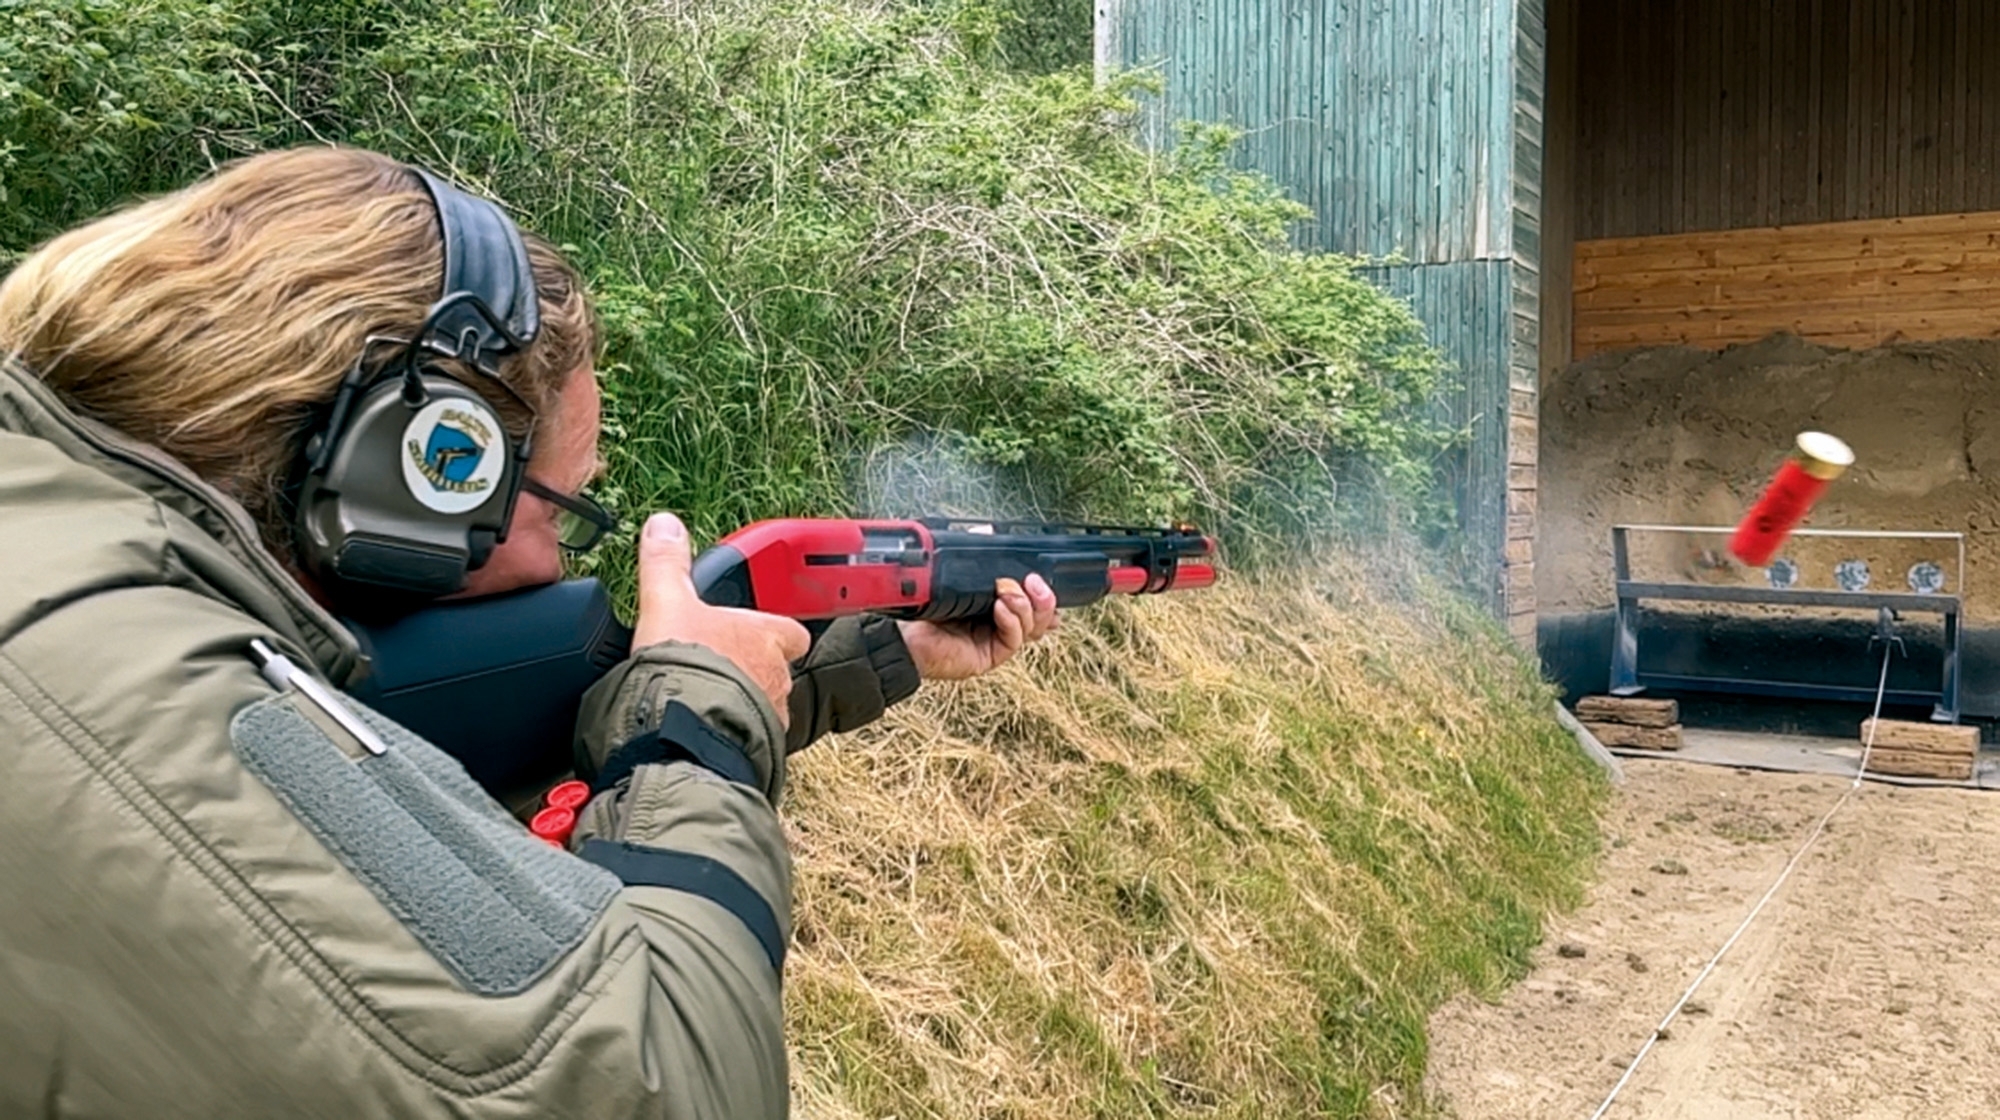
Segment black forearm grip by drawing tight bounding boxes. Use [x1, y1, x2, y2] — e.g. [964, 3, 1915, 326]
[913, 549, 1112, 622]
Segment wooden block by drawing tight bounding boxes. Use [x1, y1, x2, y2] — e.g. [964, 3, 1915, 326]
[1857, 719, 1977, 781]
[1860, 718, 1979, 756]
[1581, 722, 1683, 751]
[1576, 696, 1680, 727]
[1862, 748, 1975, 781]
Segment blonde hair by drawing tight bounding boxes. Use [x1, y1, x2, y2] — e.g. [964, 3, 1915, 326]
[0, 146, 596, 553]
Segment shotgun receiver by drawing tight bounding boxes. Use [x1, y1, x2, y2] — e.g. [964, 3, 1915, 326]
[342, 517, 1218, 795]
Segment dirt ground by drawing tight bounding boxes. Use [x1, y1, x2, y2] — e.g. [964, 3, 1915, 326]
[1424, 757, 2000, 1119]
[1540, 333, 2000, 616]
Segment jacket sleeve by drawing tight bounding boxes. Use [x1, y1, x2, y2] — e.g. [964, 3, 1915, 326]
[537, 620, 917, 1113]
[562, 639, 799, 1119]
[784, 615, 922, 755]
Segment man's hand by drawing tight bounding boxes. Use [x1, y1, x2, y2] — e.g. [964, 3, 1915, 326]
[898, 573, 1060, 681]
[631, 512, 811, 725]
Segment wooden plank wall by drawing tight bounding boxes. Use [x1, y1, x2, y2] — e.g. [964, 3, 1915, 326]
[1363, 259, 1518, 606]
[1106, 0, 1545, 632]
[1110, 0, 1513, 263]
[1574, 210, 2000, 357]
[1576, 0, 2000, 241]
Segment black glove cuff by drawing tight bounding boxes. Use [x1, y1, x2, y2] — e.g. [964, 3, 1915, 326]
[862, 615, 921, 708]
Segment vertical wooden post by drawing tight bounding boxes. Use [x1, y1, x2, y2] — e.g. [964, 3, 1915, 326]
[1508, 0, 1547, 647]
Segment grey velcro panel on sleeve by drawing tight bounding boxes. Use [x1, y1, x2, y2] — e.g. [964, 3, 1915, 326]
[230, 694, 621, 996]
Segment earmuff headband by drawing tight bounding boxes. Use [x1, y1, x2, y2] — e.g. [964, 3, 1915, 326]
[409, 168, 540, 367]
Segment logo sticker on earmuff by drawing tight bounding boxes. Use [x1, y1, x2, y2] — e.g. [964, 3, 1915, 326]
[401, 398, 506, 514]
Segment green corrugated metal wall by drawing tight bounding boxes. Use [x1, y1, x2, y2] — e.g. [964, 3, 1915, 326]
[1104, 0, 1544, 631]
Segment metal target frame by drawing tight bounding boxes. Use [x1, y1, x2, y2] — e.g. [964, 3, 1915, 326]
[1609, 524, 1966, 723]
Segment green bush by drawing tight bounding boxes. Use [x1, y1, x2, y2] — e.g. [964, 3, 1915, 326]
[985, 0, 1094, 74]
[0, 0, 255, 249]
[0, 0, 1459, 591]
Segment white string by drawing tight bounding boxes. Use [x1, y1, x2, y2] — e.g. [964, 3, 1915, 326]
[1587, 642, 1897, 1120]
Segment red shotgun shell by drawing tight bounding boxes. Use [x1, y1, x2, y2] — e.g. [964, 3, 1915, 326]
[1728, 431, 1854, 568]
[544, 780, 591, 812]
[530, 806, 577, 849]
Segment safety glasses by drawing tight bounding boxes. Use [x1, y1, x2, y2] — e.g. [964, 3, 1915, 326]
[521, 477, 619, 554]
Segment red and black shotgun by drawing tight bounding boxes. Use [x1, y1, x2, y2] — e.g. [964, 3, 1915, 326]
[689, 517, 1218, 622]
[341, 517, 1218, 795]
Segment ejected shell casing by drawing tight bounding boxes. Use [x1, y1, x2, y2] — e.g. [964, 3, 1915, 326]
[1728, 431, 1854, 568]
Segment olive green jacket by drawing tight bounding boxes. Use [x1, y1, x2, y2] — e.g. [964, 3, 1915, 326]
[0, 358, 914, 1119]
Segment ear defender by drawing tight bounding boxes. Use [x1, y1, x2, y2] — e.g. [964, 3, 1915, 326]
[292, 167, 543, 600]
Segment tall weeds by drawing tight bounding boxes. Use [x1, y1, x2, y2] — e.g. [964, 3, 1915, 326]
[2, 0, 1459, 589]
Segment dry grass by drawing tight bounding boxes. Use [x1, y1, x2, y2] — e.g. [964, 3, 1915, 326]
[780, 555, 1608, 1118]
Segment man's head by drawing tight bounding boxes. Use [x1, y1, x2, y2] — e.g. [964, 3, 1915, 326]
[0, 146, 602, 603]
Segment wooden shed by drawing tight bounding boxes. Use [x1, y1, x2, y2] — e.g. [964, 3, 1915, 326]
[1104, 0, 2000, 689]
